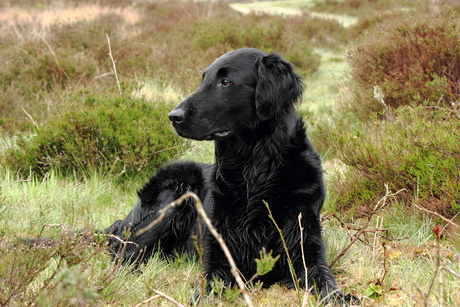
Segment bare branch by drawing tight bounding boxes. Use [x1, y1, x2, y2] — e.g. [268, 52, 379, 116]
[135, 199, 181, 236]
[298, 213, 311, 307]
[133, 295, 161, 307]
[105, 33, 122, 95]
[134, 289, 185, 307]
[155, 290, 184, 307]
[440, 266, 460, 279]
[192, 192, 254, 307]
[329, 186, 406, 268]
[412, 203, 460, 228]
[134, 192, 253, 306]
[95, 233, 138, 247]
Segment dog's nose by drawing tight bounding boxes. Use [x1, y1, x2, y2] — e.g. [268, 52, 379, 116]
[168, 108, 185, 124]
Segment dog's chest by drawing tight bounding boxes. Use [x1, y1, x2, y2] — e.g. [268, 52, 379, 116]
[210, 188, 280, 243]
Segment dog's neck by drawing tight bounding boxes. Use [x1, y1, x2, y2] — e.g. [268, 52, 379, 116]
[213, 109, 300, 192]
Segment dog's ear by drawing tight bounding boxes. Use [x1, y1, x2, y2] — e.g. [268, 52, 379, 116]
[255, 53, 303, 121]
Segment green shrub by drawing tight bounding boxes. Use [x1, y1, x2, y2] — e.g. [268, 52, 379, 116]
[286, 12, 348, 49]
[0, 15, 129, 130]
[2, 90, 187, 179]
[325, 107, 460, 216]
[348, 9, 460, 118]
[191, 14, 321, 77]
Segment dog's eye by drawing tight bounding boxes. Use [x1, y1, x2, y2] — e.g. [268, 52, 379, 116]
[221, 79, 231, 86]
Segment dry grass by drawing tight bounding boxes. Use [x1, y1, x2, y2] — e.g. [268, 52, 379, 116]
[0, 4, 139, 45]
[132, 79, 185, 104]
[0, 4, 139, 27]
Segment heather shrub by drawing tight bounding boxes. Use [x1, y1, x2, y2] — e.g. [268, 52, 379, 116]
[287, 12, 348, 49]
[0, 231, 117, 306]
[348, 9, 460, 118]
[190, 13, 322, 77]
[325, 107, 460, 216]
[2, 90, 186, 179]
[0, 13, 134, 130]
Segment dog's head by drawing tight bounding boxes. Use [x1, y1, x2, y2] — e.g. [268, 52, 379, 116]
[169, 48, 303, 141]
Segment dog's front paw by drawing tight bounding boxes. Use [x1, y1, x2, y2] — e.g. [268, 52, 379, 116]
[343, 293, 360, 306]
[323, 291, 360, 306]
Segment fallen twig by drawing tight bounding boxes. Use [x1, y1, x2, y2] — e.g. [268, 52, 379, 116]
[134, 289, 185, 307]
[133, 295, 161, 307]
[440, 266, 460, 279]
[155, 289, 184, 307]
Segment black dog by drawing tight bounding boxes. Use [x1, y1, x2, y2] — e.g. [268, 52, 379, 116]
[105, 48, 357, 305]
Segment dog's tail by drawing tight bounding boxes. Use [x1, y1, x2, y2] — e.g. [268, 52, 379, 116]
[19, 237, 57, 248]
[16, 230, 100, 250]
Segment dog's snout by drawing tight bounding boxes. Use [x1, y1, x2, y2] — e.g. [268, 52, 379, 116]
[168, 108, 185, 124]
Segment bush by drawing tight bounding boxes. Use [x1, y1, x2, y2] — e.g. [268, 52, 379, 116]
[348, 9, 460, 118]
[179, 14, 321, 78]
[287, 12, 348, 49]
[2, 90, 187, 179]
[0, 13, 132, 130]
[325, 107, 460, 217]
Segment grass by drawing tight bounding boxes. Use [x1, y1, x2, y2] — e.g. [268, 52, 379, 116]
[0, 169, 133, 235]
[0, 4, 140, 27]
[302, 48, 350, 113]
[2, 167, 458, 305]
[0, 0, 459, 306]
[321, 200, 459, 305]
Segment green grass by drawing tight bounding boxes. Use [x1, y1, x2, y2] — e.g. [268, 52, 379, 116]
[0, 169, 133, 235]
[1, 168, 458, 306]
[302, 48, 349, 113]
[321, 200, 459, 305]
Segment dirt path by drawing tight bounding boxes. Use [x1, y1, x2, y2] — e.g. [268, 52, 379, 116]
[229, 1, 357, 27]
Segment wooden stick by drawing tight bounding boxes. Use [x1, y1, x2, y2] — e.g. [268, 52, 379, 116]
[105, 33, 122, 95]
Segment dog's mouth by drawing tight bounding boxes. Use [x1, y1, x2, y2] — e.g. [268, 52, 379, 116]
[173, 127, 232, 141]
[211, 130, 232, 139]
